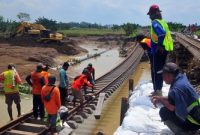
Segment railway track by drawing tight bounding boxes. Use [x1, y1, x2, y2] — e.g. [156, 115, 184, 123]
[175, 33, 200, 62]
[0, 45, 144, 135]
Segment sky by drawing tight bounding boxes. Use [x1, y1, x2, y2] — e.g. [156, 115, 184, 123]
[0, 0, 199, 26]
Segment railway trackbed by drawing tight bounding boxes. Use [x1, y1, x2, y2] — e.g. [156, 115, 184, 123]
[175, 33, 200, 62]
[0, 45, 144, 135]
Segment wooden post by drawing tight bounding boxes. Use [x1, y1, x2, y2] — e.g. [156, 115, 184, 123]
[120, 97, 128, 125]
[129, 79, 134, 97]
[120, 79, 134, 125]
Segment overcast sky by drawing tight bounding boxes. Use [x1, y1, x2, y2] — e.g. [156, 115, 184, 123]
[0, 0, 199, 26]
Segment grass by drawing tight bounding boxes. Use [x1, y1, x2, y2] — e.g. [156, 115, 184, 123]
[59, 28, 125, 36]
[195, 30, 200, 36]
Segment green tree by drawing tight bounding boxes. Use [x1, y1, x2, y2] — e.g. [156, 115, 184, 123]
[112, 24, 120, 31]
[17, 12, 31, 22]
[168, 22, 186, 32]
[122, 23, 140, 36]
[35, 17, 57, 31]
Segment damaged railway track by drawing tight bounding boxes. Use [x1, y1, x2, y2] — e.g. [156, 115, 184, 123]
[174, 32, 200, 91]
[175, 33, 200, 62]
[0, 45, 144, 135]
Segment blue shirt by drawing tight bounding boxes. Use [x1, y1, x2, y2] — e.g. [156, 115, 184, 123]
[59, 68, 69, 88]
[168, 73, 199, 121]
[151, 20, 166, 54]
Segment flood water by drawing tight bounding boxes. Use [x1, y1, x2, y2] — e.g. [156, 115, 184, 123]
[0, 44, 124, 127]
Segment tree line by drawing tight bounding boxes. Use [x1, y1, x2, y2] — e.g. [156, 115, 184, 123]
[0, 12, 196, 36]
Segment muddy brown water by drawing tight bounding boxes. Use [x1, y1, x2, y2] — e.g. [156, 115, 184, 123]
[0, 44, 124, 127]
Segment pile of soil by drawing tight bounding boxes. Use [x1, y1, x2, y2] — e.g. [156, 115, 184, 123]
[0, 37, 87, 80]
[0, 37, 87, 55]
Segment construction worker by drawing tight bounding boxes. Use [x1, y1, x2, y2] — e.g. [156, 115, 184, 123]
[86, 63, 95, 82]
[152, 63, 200, 134]
[59, 62, 69, 106]
[26, 63, 45, 120]
[84, 63, 95, 93]
[71, 69, 93, 107]
[41, 76, 61, 134]
[0, 64, 22, 121]
[136, 34, 152, 59]
[147, 4, 174, 96]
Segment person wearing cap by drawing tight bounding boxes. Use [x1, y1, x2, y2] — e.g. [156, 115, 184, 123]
[151, 63, 200, 134]
[147, 4, 174, 96]
[71, 69, 93, 107]
[0, 64, 22, 121]
[59, 62, 69, 106]
[26, 63, 46, 119]
[41, 76, 61, 134]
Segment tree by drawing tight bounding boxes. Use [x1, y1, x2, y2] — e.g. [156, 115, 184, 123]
[122, 23, 140, 36]
[112, 24, 121, 31]
[17, 12, 31, 22]
[168, 22, 186, 32]
[35, 17, 57, 31]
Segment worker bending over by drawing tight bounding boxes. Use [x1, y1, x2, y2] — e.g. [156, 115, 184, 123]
[152, 63, 200, 134]
[71, 69, 93, 107]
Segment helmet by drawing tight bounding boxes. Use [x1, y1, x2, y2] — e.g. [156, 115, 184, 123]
[147, 4, 162, 15]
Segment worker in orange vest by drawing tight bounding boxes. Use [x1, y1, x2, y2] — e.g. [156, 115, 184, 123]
[41, 76, 61, 134]
[136, 34, 151, 56]
[0, 64, 22, 121]
[136, 34, 157, 93]
[26, 63, 45, 120]
[71, 69, 93, 107]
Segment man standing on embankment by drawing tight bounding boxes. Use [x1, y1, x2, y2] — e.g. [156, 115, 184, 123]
[147, 4, 174, 96]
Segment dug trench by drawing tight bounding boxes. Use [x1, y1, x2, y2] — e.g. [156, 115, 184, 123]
[169, 42, 200, 92]
[0, 35, 125, 81]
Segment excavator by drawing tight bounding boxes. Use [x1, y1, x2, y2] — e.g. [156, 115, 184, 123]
[12, 22, 64, 43]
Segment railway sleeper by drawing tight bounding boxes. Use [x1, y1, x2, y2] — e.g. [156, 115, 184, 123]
[13, 122, 47, 133]
[77, 111, 89, 119]
[83, 107, 94, 114]
[4, 129, 38, 135]
[66, 120, 78, 129]
[86, 104, 96, 110]
[72, 115, 84, 123]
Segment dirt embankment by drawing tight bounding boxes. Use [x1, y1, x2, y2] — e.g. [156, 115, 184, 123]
[0, 37, 88, 80]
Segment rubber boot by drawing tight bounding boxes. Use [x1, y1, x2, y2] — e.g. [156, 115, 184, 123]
[164, 120, 189, 135]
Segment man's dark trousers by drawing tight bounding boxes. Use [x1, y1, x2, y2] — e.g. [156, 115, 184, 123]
[152, 50, 168, 91]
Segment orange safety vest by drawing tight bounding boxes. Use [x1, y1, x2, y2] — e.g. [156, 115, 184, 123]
[72, 74, 91, 91]
[41, 71, 49, 85]
[31, 72, 44, 95]
[141, 38, 151, 48]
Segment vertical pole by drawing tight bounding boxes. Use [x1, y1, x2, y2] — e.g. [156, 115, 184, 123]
[120, 79, 134, 125]
[120, 97, 128, 125]
[129, 79, 134, 97]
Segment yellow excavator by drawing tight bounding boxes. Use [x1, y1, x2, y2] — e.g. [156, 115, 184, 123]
[12, 22, 64, 43]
